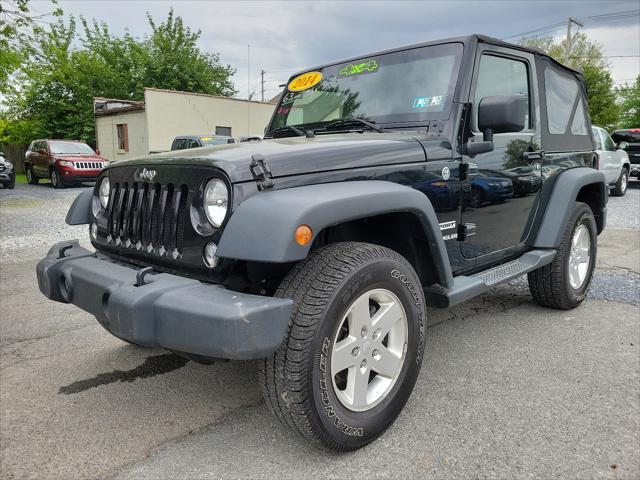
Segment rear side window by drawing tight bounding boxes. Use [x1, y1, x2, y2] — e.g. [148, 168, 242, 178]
[602, 131, 615, 151]
[544, 69, 577, 134]
[187, 139, 200, 149]
[544, 68, 589, 136]
[474, 54, 530, 130]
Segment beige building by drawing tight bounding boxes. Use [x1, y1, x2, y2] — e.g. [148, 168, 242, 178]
[94, 88, 276, 162]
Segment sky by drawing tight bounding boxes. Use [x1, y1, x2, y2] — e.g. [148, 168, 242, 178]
[35, 0, 640, 101]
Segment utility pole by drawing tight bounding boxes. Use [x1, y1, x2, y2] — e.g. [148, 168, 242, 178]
[565, 17, 583, 64]
[261, 69, 265, 102]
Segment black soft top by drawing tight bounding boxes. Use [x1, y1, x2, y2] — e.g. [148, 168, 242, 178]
[294, 33, 583, 79]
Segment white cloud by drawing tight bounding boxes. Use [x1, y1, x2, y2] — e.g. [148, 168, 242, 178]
[50, 0, 640, 97]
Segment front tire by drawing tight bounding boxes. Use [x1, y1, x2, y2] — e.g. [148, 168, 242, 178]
[528, 202, 597, 309]
[260, 242, 426, 451]
[612, 169, 628, 197]
[51, 169, 65, 189]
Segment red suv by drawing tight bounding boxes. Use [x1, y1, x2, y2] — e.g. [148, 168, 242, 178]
[25, 140, 108, 188]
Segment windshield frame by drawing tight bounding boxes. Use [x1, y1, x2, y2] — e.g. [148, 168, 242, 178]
[266, 41, 464, 135]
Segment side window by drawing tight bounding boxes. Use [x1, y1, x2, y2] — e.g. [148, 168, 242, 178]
[215, 126, 232, 136]
[473, 54, 530, 130]
[603, 131, 615, 151]
[592, 128, 603, 150]
[570, 98, 588, 135]
[188, 139, 200, 149]
[173, 139, 188, 150]
[544, 68, 588, 136]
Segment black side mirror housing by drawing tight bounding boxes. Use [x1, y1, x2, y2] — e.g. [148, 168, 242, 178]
[478, 95, 527, 134]
[465, 95, 527, 157]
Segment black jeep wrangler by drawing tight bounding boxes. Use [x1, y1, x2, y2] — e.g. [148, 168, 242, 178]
[37, 35, 606, 451]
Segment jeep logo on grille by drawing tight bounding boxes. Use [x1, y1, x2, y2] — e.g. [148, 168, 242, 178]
[137, 168, 157, 182]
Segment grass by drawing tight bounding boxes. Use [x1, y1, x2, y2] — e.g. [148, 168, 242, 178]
[15, 173, 50, 184]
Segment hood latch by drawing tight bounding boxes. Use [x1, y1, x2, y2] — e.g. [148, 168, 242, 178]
[250, 154, 274, 191]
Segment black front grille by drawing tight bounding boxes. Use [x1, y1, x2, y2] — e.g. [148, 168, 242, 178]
[106, 181, 189, 256]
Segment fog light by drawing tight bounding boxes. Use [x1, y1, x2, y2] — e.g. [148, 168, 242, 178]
[203, 242, 219, 268]
[90, 223, 97, 240]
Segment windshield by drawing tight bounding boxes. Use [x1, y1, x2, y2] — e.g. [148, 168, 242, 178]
[268, 42, 463, 134]
[200, 137, 231, 146]
[49, 141, 95, 155]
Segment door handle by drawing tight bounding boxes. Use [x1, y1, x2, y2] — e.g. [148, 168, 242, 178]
[523, 150, 545, 163]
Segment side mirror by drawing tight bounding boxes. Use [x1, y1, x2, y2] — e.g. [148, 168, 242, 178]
[95, 148, 101, 155]
[617, 141, 629, 150]
[37, 148, 47, 155]
[466, 95, 527, 156]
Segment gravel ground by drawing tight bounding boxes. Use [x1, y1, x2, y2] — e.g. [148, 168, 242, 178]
[0, 180, 638, 480]
[606, 179, 640, 229]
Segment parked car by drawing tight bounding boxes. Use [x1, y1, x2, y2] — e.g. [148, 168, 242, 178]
[592, 126, 630, 196]
[25, 140, 108, 189]
[37, 34, 606, 451]
[170, 135, 237, 151]
[611, 128, 640, 180]
[0, 152, 15, 189]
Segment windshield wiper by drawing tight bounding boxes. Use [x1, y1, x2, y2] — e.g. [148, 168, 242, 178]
[317, 118, 384, 133]
[266, 125, 307, 138]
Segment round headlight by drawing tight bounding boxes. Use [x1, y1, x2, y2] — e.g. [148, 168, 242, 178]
[99, 177, 110, 209]
[203, 178, 228, 227]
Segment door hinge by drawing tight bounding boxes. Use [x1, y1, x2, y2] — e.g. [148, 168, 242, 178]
[457, 223, 476, 241]
[250, 154, 274, 191]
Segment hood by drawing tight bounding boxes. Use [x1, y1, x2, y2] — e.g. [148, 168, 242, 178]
[109, 132, 430, 183]
[53, 154, 107, 162]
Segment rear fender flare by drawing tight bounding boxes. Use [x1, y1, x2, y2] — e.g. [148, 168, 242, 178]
[531, 168, 607, 248]
[217, 181, 454, 288]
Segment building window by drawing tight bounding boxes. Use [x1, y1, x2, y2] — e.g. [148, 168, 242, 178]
[215, 126, 232, 136]
[117, 124, 129, 152]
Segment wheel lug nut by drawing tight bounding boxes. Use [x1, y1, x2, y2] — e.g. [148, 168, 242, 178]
[351, 347, 360, 357]
[360, 359, 367, 369]
[372, 328, 381, 340]
[361, 326, 368, 337]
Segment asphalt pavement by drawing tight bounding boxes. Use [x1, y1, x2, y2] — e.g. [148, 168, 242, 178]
[0, 181, 638, 480]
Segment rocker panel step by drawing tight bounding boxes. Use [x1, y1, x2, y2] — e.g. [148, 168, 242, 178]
[424, 249, 556, 308]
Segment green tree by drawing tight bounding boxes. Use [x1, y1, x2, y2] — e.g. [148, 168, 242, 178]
[617, 76, 640, 129]
[0, 0, 61, 92]
[2, 8, 236, 145]
[520, 33, 619, 130]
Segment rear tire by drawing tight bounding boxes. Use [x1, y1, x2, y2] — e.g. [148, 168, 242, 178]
[259, 242, 426, 451]
[51, 168, 65, 189]
[528, 202, 596, 310]
[611, 169, 628, 197]
[26, 166, 39, 185]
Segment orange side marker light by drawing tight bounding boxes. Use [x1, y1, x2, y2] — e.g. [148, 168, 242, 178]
[295, 225, 313, 246]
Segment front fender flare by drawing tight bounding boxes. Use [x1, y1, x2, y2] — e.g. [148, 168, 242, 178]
[65, 189, 93, 225]
[217, 181, 454, 288]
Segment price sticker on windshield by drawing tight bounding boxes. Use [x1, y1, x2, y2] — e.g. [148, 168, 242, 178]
[288, 71, 323, 91]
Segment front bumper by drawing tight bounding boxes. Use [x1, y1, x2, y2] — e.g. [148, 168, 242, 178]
[36, 240, 293, 359]
[0, 172, 14, 183]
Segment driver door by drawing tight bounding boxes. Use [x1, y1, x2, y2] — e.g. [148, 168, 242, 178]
[460, 46, 542, 260]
